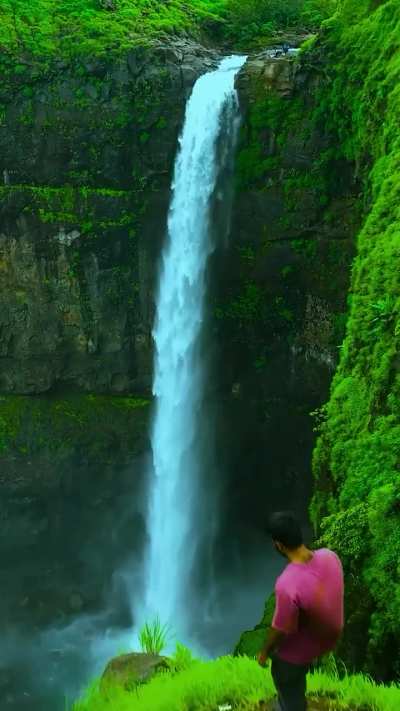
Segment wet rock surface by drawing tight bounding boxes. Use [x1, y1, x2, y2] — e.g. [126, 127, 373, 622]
[210, 48, 359, 538]
[0, 39, 218, 395]
[0, 38, 362, 711]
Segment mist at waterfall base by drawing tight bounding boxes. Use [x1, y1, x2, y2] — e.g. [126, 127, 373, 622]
[0, 537, 282, 710]
[0, 57, 287, 710]
[0, 451, 151, 711]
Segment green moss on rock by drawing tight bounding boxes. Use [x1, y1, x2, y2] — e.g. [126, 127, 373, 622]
[308, 0, 400, 680]
[234, 593, 275, 657]
[0, 394, 150, 456]
[0, 185, 136, 232]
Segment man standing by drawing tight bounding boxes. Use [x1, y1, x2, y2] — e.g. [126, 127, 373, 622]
[258, 511, 344, 711]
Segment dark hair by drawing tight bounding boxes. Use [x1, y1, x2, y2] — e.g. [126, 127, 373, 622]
[266, 511, 303, 549]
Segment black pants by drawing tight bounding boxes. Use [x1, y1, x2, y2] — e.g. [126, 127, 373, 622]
[271, 655, 309, 711]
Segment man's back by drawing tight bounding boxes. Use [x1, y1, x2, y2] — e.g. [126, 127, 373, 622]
[272, 548, 344, 665]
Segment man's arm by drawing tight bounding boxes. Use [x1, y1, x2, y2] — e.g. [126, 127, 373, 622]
[258, 627, 285, 666]
[258, 584, 299, 667]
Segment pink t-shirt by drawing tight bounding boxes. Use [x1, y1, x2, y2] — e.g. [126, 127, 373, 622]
[272, 548, 344, 665]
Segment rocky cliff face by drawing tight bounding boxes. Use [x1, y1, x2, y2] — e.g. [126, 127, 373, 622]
[0, 40, 361, 624]
[209, 45, 360, 549]
[0, 38, 217, 395]
[0, 37, 365, 705]
[0, 40, 218, 708]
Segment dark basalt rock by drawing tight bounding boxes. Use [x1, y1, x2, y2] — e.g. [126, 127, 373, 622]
[209, 49, 359, 541]
[0, 43, 221, 700]
[0, 39, 219, 396]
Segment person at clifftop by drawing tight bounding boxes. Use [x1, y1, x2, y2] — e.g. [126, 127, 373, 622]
[258, 511, 344, 711]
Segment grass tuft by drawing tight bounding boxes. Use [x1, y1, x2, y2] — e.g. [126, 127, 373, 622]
[138, 617, 172, 656]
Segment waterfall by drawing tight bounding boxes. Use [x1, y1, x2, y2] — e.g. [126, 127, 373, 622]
[141, 55, 247, 638]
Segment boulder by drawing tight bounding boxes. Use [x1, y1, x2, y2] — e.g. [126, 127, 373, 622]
[101, 652, 170, 691]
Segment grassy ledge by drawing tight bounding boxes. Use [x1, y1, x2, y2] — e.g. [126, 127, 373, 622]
[72, 654, 400, 711]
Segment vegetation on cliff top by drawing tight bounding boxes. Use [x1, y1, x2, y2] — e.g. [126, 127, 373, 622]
[221, 0, 336, 46]
[0, 0, 335, 62]
[0, 0, 214, 58]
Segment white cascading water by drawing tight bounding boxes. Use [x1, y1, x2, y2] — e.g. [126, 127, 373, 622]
[141, 55, 247, 637]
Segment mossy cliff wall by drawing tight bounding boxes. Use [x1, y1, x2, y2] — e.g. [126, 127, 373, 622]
[308, 0, 400, 680]
[234, 0, 400, 681]
[0, 395, 150, 630]
[0, 39, 216, 394]
[211, 44, 358, 547]
[0, 37, 216, 645]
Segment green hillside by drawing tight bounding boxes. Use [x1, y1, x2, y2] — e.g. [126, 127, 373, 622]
[306, 0, 400, 679]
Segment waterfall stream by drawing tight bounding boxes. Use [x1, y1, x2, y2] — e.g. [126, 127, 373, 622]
[142, 55, 247, 638]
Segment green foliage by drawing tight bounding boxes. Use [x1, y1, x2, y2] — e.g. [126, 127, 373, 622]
[223, 0, 337, 46]
[0, 0, 219, 60]
[73, 653, 400, 711]
[0, 185, 135, 231]
[0, 394, 150, 455]
[0, 0, 340, 65]
[308, 0, 400, 678]
[316, 652, 347, 680]
[170, 642, 196, 673]
[308, 667, 400, 710]
[234, 593, 275, 657]
[138, 617, 172, 655]
[369, 296, 397, 335]
[260, 592, 276, 628]
[223, 0, 302, 44]
[291, 238, 318, 259]
[301, 0, 335, 28]
[235, 86, 331, 223]
[315, 504, 370, 564]
[223, 281, 264, 324]
[235, 94, 288, 190]
[233, 627, 268, 658]
[73, 656, 274, 711]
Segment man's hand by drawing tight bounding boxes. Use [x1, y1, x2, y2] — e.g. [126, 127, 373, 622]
[257, 627, 285, 667]
[257, 649, 268, 667]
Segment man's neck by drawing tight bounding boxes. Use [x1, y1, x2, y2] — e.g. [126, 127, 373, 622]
[287, 545, 314, 564]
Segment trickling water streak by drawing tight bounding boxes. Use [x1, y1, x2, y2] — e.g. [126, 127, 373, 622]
[142, 55, 247, 635]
